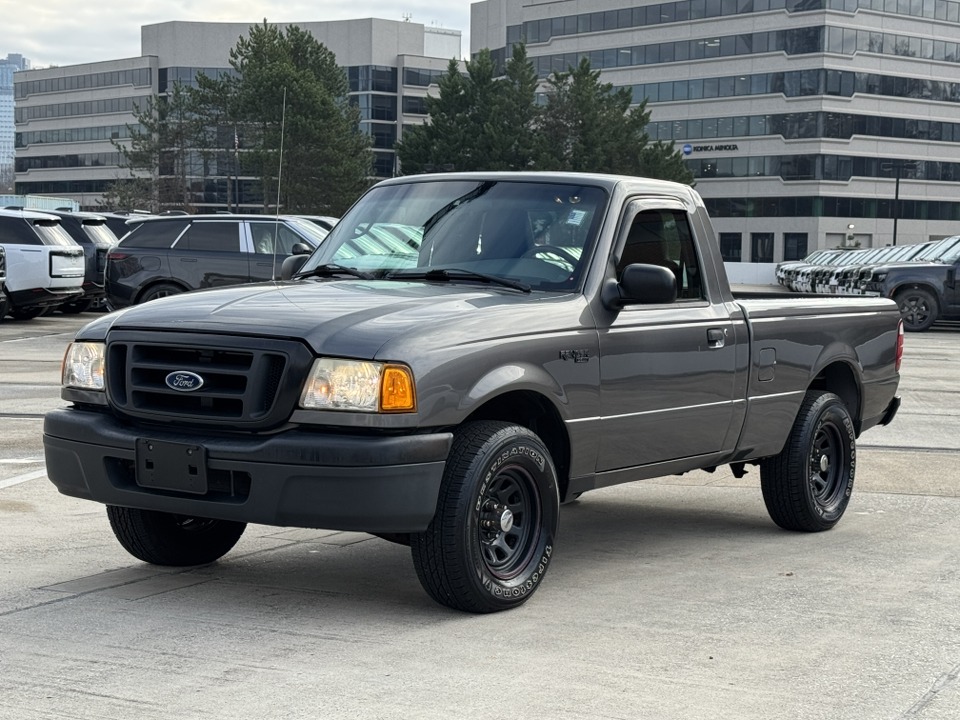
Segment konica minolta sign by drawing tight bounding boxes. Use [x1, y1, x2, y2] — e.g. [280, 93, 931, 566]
[682, 144, 739, 154]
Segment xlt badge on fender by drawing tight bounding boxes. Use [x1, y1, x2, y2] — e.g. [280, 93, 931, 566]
[165, 371, 205, 392]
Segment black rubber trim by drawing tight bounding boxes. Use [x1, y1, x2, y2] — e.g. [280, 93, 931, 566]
[879, 395, 901, 426]
[61, 388, 109, 406]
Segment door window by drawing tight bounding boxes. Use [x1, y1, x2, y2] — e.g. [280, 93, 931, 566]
[250, 222, 305, 255]
[617, 209, 704, 299]
[182, 222, 241, 252]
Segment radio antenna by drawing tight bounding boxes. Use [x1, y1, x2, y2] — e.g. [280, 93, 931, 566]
[272, 87, 287, 284]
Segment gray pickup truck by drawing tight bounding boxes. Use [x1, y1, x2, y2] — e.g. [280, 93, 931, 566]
[44, 173, 903, 613]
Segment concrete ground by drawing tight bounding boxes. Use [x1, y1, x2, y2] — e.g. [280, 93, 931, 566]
[0, 312, 958, 720]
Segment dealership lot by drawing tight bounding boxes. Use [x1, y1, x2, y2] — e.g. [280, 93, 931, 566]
[1, 313, 959, 720]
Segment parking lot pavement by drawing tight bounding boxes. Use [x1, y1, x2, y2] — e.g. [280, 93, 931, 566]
[1, 313, 959, 719]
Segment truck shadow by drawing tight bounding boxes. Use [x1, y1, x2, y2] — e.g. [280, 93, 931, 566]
[174, 487, 786, 618]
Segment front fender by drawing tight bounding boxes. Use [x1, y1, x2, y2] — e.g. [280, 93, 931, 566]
[459, 363, 567, 415]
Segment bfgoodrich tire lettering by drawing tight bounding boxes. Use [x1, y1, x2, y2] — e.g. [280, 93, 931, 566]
[106, 506, 246, 566]
[760, 390, 856, 532]
[410, 421, 560, 613]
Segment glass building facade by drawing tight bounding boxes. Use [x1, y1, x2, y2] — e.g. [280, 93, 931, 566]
[473, 0, 960, 262]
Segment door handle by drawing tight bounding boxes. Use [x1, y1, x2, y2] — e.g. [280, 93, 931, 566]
[707, 328, 726, 348]
[180, 258, 197, 262]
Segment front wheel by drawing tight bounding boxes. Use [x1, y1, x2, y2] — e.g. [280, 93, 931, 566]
[411, 421, 560, 613]
[760, 390, 856, 532]
[106, 506, 246, 566]
[895, 287, 939, 332]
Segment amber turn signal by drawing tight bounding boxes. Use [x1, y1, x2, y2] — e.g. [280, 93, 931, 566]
[380, 365, 416, 412]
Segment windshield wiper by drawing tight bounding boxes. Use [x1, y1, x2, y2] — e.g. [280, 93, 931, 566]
[384, 268, 531, 293]
[293, 263, 373, 280]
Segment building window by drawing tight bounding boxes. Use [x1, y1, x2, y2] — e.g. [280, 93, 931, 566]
[348, 66, 397, 93]
[752, 233, 775, 263]
[351, 94, 397, 121]
[373, 151, 395, 178]
[359, 122, 397, 150]
[15, 67, 152, 98]
[403, 67, 445, 87]
[783, 233, 808, 260]
[719, 233, 742, 261]
[402, 96, 428, 115]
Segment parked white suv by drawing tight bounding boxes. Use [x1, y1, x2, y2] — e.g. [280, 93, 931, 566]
[0, 208, 85, 320]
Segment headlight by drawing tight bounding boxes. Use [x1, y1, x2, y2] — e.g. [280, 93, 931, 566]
[872, 272, 887, 282]
[300, 358, 416, 413]
[62, 342, 105, 390]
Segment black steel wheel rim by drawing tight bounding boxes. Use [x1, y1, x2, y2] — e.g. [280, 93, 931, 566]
[900, 294, 931, 328]
[477, 465, 541, 580]
[809, 421, 844, 506]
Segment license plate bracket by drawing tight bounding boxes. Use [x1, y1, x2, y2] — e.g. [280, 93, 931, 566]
[135, 439, 208, 495]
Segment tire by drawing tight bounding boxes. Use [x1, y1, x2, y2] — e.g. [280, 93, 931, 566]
[760, 390, 856, 532]
[138, 283, 183, 304]
[895, 287, 939, 332]
[410, 421, 560, 613]
[106, 506, 246, 566]
[9, 306, 47, 321]
[59, 298, 93, 314]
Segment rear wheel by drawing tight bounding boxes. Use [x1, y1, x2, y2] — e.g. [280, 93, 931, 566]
[411, 421, 560, 613]
[895, 287, 938, 332]
[138, 283, 183, 304]
[9, 306, 47, 321]
[106, 506, 246, 566]
[760, 391, 856, 532]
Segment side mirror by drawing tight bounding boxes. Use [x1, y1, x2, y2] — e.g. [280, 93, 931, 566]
[281, 254, 309, 281]
[601, 263, 677, 311]
[291, 242, 312, 256]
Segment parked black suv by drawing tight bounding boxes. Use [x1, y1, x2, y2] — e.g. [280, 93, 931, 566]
[43, 211, 120, 313]
[105, 214, 330, 308]
[862, 235, 960, 331]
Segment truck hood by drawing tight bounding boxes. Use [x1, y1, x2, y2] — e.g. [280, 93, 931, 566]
[82, 279, 572, 358]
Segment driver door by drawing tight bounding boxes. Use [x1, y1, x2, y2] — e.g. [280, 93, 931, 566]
[596, 199, 742, 471]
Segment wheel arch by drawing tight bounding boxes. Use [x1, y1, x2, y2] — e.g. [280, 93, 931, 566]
[134, 279, 189, 304]
[808, 360, 863, 434]
[463, 389, 572, 502]
[890, 281, 940, 302]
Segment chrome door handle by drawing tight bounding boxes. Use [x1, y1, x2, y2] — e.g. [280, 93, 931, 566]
[707, 328, 725, 348]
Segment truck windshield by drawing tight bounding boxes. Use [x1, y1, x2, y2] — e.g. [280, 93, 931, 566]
[914, 236, 960, 261]
[301, 180, 607, 291]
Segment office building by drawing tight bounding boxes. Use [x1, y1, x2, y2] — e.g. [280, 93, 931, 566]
[1, 54, 30, 192]
[14, 19, 461, 211]
[473, 0, 960, 263]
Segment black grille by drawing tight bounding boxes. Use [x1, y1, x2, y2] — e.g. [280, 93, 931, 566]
[106, 331, 313, 428]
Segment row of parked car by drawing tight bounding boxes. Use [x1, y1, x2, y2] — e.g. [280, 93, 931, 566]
[775, 235, 960, 331]
[1, 208, 337, 321]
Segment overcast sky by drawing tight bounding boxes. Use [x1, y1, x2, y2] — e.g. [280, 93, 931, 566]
[0, 0, 473, 69]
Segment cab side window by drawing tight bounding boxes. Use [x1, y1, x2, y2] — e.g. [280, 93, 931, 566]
[616, 209, 703, 300]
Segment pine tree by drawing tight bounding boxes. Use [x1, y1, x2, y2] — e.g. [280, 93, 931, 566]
[535, 57, 693, 184]
[227, 22, 372, 215]
[112, 81, 203, 212]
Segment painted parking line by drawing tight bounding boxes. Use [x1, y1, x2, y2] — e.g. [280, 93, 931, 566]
[0, 469, 47, 490]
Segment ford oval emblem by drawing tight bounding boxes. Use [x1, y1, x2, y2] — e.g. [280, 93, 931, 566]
[165, 371, 205, 392]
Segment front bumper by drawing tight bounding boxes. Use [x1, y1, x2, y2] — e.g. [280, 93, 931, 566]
[44, 408, 452, 533]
